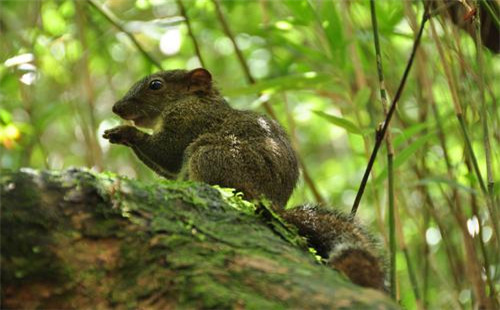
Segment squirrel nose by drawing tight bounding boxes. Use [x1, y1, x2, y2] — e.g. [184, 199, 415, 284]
[112, 102, 122, 115]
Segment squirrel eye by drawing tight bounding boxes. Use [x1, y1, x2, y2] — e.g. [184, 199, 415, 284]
[149, 80, 163, 90]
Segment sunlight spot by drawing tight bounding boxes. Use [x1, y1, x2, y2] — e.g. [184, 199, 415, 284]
[249, 59, 268, 79]
[425, 227, 441, 246]
[135, 0, 151, 10]
[48, 153, 64, 169]
[341, 190, 356, 206]
[50, 42, 66, 60]
[250, 94, 271, 109]
[186, 56, 202, 69]
[160, 28, 181, 55]
[4, 53, 34, 67]
[3, 124, 20, 140]
[20, 72, 37, 85]
[458, 289, 471, 304]
[110, 43, 127, 62]
[98, 119, 121, 152]
[275, 21, 292, 30]
[251, 48, 271, 62]
[235, 33, 252, 50]
[18, 63, 37, 71]
[118, 165, 137, 179]
[214, 37, 234, 55]
[1, 123, 21, 149]
[482, 226, 492, 243]
[295, 104, 313, 123]
[304, 72, 317, 78]
[466, 216, 479, 237]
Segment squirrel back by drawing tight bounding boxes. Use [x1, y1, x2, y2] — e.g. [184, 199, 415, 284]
[103, 68, 386, 290]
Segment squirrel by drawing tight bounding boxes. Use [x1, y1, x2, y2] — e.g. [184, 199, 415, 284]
[103, 68, 386, 290]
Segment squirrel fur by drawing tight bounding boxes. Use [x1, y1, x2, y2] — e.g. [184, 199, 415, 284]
[103, 68, 386, 290]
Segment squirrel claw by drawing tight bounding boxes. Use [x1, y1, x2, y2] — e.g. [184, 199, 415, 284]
[102, 126, 136, 145]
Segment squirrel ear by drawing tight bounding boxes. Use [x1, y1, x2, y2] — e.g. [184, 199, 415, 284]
[188, 68, 212, 86]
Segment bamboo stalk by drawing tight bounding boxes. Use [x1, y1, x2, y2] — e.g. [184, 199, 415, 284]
[441, 183, 490, 309]
[480, 0, 500, 28]
[351, 10, 429, 216]
[472, 10, 497, 305]
[340, 0, 385, 241]
[428, 16, 492, 310]
[429, 15, 499, 248]
[368, 0, 399, 299]
[394, 198, 423, 309]
[465, 156, 497, 308]
[401, 5, 468, 297]
[75, 0, 103, 170]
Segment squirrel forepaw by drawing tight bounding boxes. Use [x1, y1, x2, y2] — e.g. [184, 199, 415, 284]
[103, 125, 139, 146]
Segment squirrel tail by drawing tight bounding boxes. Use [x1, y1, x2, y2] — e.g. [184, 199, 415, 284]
[279, 204, 386, 290]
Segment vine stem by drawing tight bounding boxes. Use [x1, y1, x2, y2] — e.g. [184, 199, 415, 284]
[87, 0, 163, 70]
[176, 0, 206, 68]
[351, 10, 429, 216]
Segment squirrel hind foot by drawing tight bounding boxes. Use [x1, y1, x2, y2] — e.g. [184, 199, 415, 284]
[328, 247, 385, 290]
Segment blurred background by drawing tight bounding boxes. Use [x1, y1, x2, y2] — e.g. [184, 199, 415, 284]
[0, 0, 498, 308]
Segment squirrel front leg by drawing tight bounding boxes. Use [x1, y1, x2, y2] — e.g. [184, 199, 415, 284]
[103, 125, 177, 179]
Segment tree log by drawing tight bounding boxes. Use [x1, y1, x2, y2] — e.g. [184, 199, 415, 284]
[1, 168, 397, 309]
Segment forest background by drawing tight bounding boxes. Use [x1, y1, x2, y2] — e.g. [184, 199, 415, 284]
[1, 0, 498, 309]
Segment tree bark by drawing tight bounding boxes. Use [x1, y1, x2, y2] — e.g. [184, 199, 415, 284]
[1, 168, 397, 309]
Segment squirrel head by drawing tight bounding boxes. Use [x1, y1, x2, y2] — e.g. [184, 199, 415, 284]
[112, 68, 214, 128]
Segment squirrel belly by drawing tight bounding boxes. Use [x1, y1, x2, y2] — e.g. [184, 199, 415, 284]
[103, 68, 386, 290]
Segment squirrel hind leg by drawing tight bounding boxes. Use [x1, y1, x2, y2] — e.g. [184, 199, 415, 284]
[185, 133, 286, 205]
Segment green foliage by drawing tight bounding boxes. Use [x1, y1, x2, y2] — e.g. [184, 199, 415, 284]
[313, 110, 363, 135]
[1, 0, 498, 308]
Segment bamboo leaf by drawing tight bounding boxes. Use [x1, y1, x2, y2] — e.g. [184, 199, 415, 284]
[313, 111, 363, 135]
[318, 0, 345, 65]
[375, 132, 436, 184]
[391, 122, 429, 149]
[414, 177, 478, 194]
[353, 87, 372, 107]
[225, 72, 333, 96]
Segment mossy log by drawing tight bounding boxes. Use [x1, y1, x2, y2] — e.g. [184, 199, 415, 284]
[1, 168, 397, 309]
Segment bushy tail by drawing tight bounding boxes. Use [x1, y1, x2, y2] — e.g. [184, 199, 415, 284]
[280, 204, 386, 290]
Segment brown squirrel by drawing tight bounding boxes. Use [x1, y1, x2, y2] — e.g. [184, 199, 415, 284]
[103, 68, 386, 290]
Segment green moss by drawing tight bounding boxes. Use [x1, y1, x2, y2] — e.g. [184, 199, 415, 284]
[1, 169, 398, 309]
[213, 185, 256, 215]
[1, 170, 68, 285]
